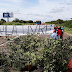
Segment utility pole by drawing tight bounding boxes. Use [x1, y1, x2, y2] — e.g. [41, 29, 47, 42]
[7, 17, 9, 22]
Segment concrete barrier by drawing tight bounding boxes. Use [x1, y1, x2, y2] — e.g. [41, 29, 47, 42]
[0, 24, 55, 36]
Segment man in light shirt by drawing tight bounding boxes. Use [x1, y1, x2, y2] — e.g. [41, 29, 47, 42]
[50, 30, 58, 40]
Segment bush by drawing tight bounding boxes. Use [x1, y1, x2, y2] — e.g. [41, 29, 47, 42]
[57, 19, 64, 24]
[12, 19, 33, 24]
[0, 51, 8, 66]
[7, 35, 72, 71]
[3, 22, 24, 25]
[0, 19, 6, 25]
[0, 35, 71, 71]
[12, 18, 19, 22]
[19, 20, 26, 23]
[39, 38, 71, 71]
[68, 24, 72, 28]
[2, 67, 10, 72]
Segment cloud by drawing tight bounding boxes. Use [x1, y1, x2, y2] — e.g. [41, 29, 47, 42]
[2, 0, 21, 3]
[60, 0, 72, 6]
[50, 7, 64, 13]
[0, 0, 72, 22]
[66, 3, 72, 5]
[66, 0, 72, 5]
[12, 12, 53, 22]
[0, 0, 23, 9]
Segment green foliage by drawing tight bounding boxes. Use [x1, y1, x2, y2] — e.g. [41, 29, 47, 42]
[3, 22, 24, 25]
[3, 22, 35, 25]
[45, 21, 57, 24]
[1, 19, 6, 23]
[12, 18, 19, 22]
[0, 35, 72, 71]
[63, 20, 72, 28]
[57, 19, 64, 24]
[0, 51, 8, 66]
[45, 19, 72, 28]
[64, 27, 72, 34]
[45, 19, 64, 24]
[0, 51, 10, 72]
[0, 21, 2, 25]
[0, 18, 35, 25]
[7, 35, 44, 71]
[2, 67, 10, 72]
[0, 19, 6, 25]
[25, 20, 33, 23]
[12, 18, 33, 24]
[19, 20, 26, 23]
[6, 35, 72, 71]
[40, 39, 70, 71]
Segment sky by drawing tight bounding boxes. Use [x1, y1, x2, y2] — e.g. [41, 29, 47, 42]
[0, 0, 72, 22]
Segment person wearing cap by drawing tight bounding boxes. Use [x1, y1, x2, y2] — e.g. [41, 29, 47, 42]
[50, 30, 58, 40]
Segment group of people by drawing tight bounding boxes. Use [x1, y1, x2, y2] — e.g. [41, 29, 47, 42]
[50, 25, 65, 40]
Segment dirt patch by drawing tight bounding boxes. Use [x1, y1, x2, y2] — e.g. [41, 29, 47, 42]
[0, 36, 16, 54]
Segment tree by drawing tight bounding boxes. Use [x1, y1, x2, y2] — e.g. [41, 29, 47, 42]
[12, 18, 19, 22]
[51, 21, 57, 24]
[25, 20, 33, 23]
[1, 19, 6, 22]
[19, 20, 26, 23]
[56, 19, 64, 24]
[0, 19, 6, 25]
[29, 20, 33, 23]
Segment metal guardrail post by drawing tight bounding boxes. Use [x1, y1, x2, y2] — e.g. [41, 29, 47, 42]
[22, 25, 24, 34]
[35, 25, 38, 32]
[30, 26, 34, 33]
[46, 25, 47, 31]
[12, 25, 17, 35]
[12, 25, 14, 34]
[5, 25, 7, 35]
[3, 25, 4, 31]
[28, 26, 29, 33]
[41, 28, 44, 34]
[39, 25, 40, 32]
[16, 25, 17, 34]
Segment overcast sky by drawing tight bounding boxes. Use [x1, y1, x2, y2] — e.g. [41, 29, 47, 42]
[0, 0, 72, 22]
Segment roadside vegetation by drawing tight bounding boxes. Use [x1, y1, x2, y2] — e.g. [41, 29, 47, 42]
[0, 18, 35, 25]
[2, 22, 35, 25]
[45, 19, 72, 34]
[64, 27, 72, 34]
[0, 35, 72, 72]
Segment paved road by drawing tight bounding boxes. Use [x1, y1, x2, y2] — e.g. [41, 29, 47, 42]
[39, 32, 72, 40]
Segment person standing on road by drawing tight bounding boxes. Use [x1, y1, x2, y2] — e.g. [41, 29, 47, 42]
[58, 27, 63, 40]
[61, 26, 65, 33]
[50, 30, 58, 40]
[54, 25, 57, 31]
